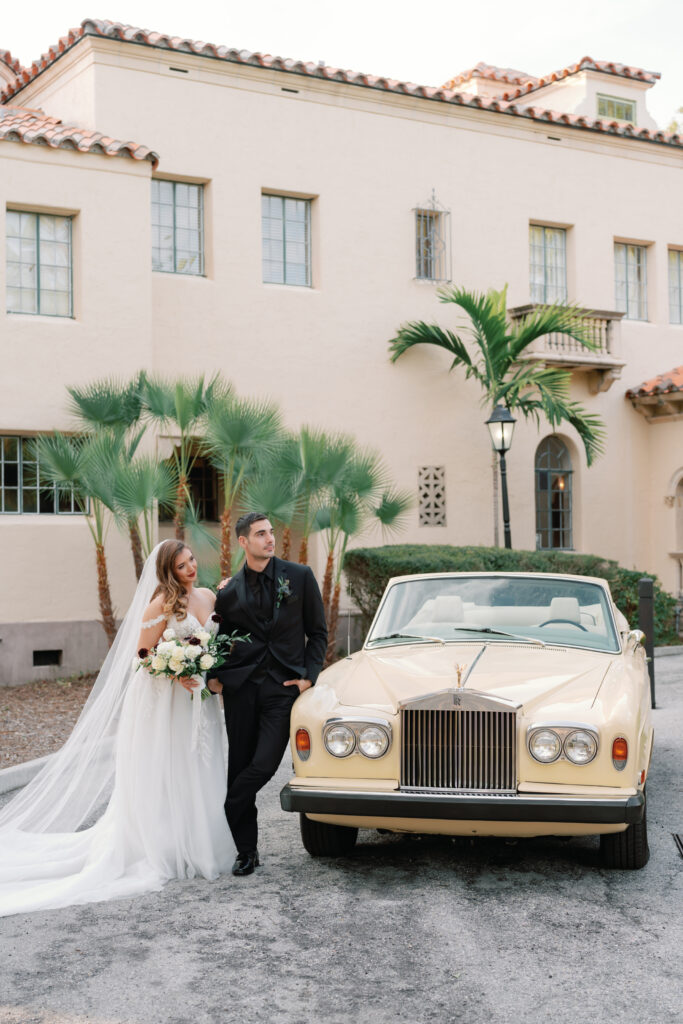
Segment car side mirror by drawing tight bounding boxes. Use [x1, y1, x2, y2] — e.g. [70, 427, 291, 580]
[624, 629, 645, 647]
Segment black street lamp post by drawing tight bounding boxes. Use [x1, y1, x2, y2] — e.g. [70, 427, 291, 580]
[486, 405, 516, 549]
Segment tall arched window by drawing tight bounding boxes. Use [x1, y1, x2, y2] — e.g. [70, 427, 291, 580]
[535, 437, 573, 549]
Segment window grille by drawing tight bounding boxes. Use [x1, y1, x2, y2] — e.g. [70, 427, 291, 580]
[529, 225, 567, 304]
[262, 195, 311, 286]
[669, 250, 683, 324]
[0, 436, 80, 514]
[152, 180, 204, 275]
[418, 466, 446, 526]
[415, 191, 451, 282]
[614, 243, 647, 320]
[597, 94, 636, 123]
[6, 211, 73, 316]
[535, 437, 572, 550]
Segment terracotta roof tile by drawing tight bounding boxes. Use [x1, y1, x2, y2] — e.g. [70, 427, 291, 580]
[0, 49, 24, 75]
[443, 62, 539, 90]
[0, 21, 677, 151]
[500, 56, 660, 102]
[0, 105, 159, 166]
[626, 366, 683, 398]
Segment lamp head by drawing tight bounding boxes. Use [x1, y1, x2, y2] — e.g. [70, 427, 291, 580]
[486, 405, 516, 453]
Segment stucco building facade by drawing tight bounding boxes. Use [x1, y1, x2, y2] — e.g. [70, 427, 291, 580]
[1, 21, 682, 683]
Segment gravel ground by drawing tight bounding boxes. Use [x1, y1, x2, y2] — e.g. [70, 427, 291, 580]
[0, 677, 95, 768]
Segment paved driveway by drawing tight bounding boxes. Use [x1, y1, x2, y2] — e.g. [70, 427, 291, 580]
[1, 656, 682, 1024]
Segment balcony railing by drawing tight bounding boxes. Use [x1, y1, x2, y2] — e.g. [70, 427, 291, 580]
[508, 305, 625, 390]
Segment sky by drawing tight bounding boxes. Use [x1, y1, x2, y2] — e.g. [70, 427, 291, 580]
[2, 0, 683, 128]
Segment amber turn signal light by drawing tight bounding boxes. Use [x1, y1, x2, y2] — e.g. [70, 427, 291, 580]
[612, 736, 628, 770]
[296, 728, 311, 761]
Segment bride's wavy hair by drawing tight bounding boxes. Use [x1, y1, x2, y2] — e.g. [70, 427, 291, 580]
[152, 540, 192, 621]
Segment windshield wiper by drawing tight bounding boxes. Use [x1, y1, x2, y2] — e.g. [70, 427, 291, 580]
[453, 625, 546, 648]
[368, 633, 446, 647]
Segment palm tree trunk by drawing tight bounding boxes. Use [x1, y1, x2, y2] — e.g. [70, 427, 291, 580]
[322, 551, 334, 618]
[220, 507, 232, 578]
[298, 535, 308, 565]
[128, 520, 144, 580]
[174, 475, 187, 540]
[281, 526, 291, 560]
[324, 582, 342, 668]
[95, 541, 117, 646]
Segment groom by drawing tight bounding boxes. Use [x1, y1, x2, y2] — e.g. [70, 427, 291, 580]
[208, 512, 328, 876]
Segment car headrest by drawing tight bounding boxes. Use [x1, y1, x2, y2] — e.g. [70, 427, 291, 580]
[549, 596, 580, 623]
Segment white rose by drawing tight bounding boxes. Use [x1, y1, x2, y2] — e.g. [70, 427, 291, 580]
[184, 646, 201, 660]
[168, 660, 184, 675]
[156, 641, 176, 657]
[162, 628, 176, 641]
[196, 630, 211, 644]
[151, 655, 166, 671]
[199, 654, 215, 670]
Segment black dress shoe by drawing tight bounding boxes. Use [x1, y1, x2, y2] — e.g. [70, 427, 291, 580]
[232, 850, 260, 876]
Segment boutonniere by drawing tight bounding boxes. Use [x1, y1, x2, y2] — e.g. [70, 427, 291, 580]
[276, 576, 293, 608]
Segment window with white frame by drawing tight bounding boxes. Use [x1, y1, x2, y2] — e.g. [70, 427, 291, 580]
[529, 225, 567, 303]
[151, 180, 204, 275]
[597, 94, 636, 123]
[669, 250, 683, 324]
[614, 243, 648, 320]
[0, 436, 80, 514]
[415, 194, 451, 282]
[262, 195, 311, 286]
[6, 211, 73, 316]
[418, 466, 446, 526]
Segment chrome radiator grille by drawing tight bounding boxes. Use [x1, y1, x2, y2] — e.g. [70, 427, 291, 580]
[400, 707, 517, 793]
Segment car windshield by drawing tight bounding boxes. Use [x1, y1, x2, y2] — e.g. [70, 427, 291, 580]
[367, 576, 620, 653]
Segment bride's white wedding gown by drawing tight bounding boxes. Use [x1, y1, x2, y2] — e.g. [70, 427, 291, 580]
[0, 613, 234, 917]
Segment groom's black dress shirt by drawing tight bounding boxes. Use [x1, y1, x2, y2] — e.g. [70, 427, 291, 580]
[244, 559, 275, 619]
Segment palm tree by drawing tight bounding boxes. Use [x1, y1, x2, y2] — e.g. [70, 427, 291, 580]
[389, 285, 606, 466]
[111, 455, 176, 577]
[324, 484, 412, 666]
[142, 374, 225, 539]
[240, 453, 299, 560]
[33, 432, 123, 645]
[201, 394, 283, 576]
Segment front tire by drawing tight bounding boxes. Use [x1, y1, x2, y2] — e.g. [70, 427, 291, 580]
[299, 813, 358, 856]
[600, 788, 649, 869]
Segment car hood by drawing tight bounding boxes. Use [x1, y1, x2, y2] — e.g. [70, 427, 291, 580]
[331, 642, 615, 715]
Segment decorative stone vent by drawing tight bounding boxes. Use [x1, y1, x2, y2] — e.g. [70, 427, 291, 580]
[418, 466, 446, 526]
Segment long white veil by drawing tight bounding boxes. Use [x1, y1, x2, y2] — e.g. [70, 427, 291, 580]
[0, 543, 165, 834]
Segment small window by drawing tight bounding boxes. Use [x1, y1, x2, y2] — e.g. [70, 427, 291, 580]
[0, 436, 80, 514]
[597, 94, 636, 123]
[415, 193, 451, 282]
[6, 211, 73, 317]
[151, 180, 204, 275]
[262, 195, 311, 286]
[159, 456, 219, 522]
[614, 243, 648, 320]
[669, 250, 683, 324]
[33, 650, 62, 667]
[535, 437, 572, 550]
[418, 466, 446, 527]
[529, 226, 567, 304]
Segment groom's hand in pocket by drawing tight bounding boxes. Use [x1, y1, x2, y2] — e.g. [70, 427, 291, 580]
[207, 677, 223, 695]
[283, 679, 312, 694]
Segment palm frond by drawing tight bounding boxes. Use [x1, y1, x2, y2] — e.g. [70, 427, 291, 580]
[389, 320, 475, 375]
[371, 487, 413, 537]
[67, 374, 144, 430]
[508, 303, 597, 362]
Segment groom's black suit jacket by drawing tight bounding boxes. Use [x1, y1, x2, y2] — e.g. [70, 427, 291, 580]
[213, 557, 328, 695]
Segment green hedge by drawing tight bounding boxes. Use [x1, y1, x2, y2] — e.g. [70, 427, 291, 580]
[343, 544, 678, 644]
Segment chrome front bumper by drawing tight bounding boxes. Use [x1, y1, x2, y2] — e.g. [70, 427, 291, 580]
[280, 785, 645, 825]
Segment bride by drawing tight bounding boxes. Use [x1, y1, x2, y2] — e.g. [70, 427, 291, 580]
[0, 540, 234, 917]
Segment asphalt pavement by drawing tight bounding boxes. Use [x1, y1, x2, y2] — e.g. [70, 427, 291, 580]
[1, 653, 682, 1024]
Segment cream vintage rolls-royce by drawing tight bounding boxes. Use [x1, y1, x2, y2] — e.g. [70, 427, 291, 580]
[280, 572, 653, 868]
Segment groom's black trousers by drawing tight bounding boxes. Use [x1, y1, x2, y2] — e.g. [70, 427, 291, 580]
[223, 674, 297, 854]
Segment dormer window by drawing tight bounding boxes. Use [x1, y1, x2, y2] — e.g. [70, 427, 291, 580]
[597, 94, 636, 123]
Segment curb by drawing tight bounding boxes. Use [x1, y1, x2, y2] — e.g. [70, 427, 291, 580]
[0, 754, 48, 795]
[654, 646, 683, 658]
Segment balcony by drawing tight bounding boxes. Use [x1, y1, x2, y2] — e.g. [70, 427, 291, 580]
[508, 305, 626, 392]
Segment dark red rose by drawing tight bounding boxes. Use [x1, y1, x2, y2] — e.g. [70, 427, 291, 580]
[188, 636, 202, 646]
[211, 613, 222, 623]
[138, 648, 149, 658]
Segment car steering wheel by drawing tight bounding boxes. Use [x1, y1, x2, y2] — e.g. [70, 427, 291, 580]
[537, 618, 588, 631]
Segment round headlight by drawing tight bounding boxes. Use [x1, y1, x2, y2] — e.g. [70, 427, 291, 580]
[564, 730, 597, 765]
[529, 729, 562, 763]
[324, 725, 356, 757]
[357, 725, 389, 758]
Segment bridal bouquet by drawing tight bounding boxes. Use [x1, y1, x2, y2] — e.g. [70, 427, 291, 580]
[134, 621, 250, 701]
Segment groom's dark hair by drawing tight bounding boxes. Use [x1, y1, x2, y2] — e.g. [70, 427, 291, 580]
[235, 512, 269, 539]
